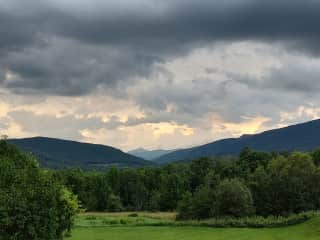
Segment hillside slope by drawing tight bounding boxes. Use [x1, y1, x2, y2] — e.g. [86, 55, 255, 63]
[9, 137, 152, 169]
[155, 119, 320, 164]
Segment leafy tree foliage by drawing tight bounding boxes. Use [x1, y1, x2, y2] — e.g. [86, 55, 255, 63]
[176, 192, 193, 220]
[237, 147, 273, 176]
[188, 185, 216, 219]
[189, 158, 214, 190]
[178, 178, 254, 220]
[0, 140, 79, 239]
[215, 179, 254, 217]
[312, 148, 320, 166]
[249, 152, 320, 216]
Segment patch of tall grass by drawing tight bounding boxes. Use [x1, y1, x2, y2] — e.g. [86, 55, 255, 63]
[76, 211, 318, 228]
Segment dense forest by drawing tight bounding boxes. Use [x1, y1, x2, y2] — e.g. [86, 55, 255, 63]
[53, 147, 320, 219]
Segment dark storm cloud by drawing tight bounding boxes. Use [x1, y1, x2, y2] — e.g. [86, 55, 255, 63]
[0, 0, 320, 96]
[0, 40, 157, 95]
[7, 0, 320, 51]
[84, 1, 319, 52]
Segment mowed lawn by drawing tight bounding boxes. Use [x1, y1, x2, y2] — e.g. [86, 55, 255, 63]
[69, 214, 320, 240]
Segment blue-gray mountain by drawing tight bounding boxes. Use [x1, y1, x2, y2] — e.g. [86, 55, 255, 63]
[7, 119, 320, 168]
[9, 137, 151, 169]
[155, 119, 320, 164]
[127, 148, 176, 161]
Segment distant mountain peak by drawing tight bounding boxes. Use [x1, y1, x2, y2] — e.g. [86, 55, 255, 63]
[129, 147, 149, 152]
[128, 148, 176, 161]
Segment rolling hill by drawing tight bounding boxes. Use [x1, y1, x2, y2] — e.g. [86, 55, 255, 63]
[155, 119, 320, 164]
[128, 148, 176, 161]
[9, 137, 152, 169]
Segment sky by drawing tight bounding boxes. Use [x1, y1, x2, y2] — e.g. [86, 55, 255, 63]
[1, 0, 320, 151]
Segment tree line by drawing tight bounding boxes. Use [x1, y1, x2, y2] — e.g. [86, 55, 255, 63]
[53, 147, 320, 219]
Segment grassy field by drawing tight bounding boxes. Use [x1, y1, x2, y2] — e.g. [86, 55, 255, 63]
[69, 213, 320, 240]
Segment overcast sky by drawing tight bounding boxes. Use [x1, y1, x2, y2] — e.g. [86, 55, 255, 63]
[1, 0, 320, 150]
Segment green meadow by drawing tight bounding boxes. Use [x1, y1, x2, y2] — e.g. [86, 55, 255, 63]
[69, 213, 320, 240]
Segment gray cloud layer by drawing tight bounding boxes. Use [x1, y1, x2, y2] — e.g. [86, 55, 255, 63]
[1, 0, 320, 96]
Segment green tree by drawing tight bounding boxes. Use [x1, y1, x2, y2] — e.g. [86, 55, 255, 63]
[250, 152, 320, 216]
[269, 153, 317, 214]
[237, 148, 271, 177]
[159, 173, 185, 211]
[176, 192, 193, 220]
[312, 148, 320, 166]
[147, 190, 161, 212]
[248, 166, 274, 216]
[190, 185, 215, 219]
[189, 157, 213, 190]
[215, 179, 254, 217]
[0, 140, 79, 240]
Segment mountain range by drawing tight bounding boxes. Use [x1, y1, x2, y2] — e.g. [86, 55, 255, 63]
[155, 119, 320, 163]
[7, 119, 320, 168]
